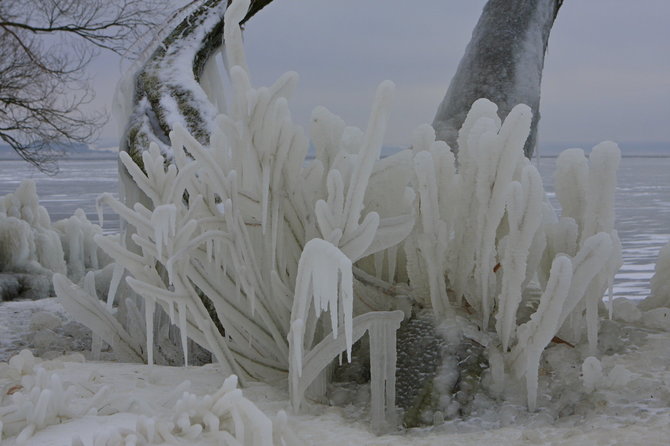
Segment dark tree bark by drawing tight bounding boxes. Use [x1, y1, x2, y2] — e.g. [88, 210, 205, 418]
[432, 0, 563, 158]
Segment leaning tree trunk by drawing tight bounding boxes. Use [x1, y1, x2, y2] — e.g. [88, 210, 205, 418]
[122, 0, 275, 168]
[118, 0, 275, 229]
[116, 0, 275, 346]
[432, 0, 562, 158]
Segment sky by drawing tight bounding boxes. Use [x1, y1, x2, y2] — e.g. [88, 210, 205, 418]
[88, 0, 670, 151]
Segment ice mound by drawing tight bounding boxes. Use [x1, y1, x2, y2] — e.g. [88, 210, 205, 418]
[0, 180, 111, 301]
[0, 350, 292, 445]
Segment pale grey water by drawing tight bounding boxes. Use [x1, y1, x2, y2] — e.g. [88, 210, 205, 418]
[1, 156, 669, 300]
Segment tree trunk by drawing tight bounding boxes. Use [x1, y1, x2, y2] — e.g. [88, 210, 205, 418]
[122, 0, 275, 168]
[432, 0, 562, 158]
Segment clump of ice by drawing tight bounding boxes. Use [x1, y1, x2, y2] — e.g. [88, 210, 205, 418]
[581, 356, 602, 392]
[640, 308, 670, 331]
[0, 180, 112, 301]
[29, 312, 62, 332]
[612, 298, 642, 323]
[83, 374, 278, 446]
[0, 350, 107, 443]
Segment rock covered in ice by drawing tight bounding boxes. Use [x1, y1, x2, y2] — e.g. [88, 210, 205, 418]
[612, 298, 642, 323]
[640, 308, 670, 331]
[29, 311, 62, 331]
[395, 312, 488, 427]
[0, 274, 23, 301]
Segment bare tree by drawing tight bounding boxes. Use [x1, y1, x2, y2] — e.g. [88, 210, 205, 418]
[0, 0, 174, 172]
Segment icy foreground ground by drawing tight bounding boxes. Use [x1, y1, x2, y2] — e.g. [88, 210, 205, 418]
[1, 298, 670, 445]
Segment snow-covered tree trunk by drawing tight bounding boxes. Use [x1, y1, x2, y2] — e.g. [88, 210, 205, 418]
[118, 0, 275, 213]
[432, 0, 562, 158]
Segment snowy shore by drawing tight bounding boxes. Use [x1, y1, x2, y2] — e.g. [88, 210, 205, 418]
[1, 297, 670, 445]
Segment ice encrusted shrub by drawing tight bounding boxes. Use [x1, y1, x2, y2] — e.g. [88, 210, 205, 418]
[0, 180, 110, 300]
[0, 350, 281, 446]
[55, 0, 622, 424]
[403, 102, 622, 410]
[57, 0, 408, 433]
[79, 375, 281, 446]
[0, 350, 107, 443]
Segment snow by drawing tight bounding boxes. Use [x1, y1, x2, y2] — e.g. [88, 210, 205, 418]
[3, 314, 670, 444]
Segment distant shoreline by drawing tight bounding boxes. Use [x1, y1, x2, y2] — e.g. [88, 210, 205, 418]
[0, 155, 118, 161]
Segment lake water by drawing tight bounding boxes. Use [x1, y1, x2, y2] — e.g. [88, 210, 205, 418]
[0, 159, 120, 234]
[1, 156, 668, 300]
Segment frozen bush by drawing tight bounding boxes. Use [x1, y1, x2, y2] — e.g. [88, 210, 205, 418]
[0, 180, 111, 301]
[56, 0, 623, 422]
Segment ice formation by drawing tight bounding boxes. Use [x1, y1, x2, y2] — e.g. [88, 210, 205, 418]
[0, 350, 107, 443]
[640, 242, 670, 310]
[51, 0, 625, 428]
[56, 0, 409, 432]
[82, 375, 276, 446]
[0, 350, 283, 445]
[0, 180, 110, 301]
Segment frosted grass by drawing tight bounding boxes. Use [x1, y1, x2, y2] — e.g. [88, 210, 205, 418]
[1, 155, 668, 299]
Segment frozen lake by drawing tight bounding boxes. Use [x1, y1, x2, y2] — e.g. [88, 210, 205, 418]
[1, 155, 668, 300]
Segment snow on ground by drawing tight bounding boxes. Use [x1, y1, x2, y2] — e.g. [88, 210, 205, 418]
[2, 298, 670, 445]
[0, 299, 92, 363]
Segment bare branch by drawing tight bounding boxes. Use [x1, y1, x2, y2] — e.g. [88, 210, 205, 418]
[0, 0, 179, 170]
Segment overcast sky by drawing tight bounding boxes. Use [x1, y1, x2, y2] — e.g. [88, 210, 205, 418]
[90, 0, 670, 151]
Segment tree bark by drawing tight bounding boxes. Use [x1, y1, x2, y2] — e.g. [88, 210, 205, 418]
[432, 0, 562, 158]
[122, 0, 276, 167]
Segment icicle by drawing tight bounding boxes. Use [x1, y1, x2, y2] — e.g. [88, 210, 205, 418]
[207, 239, 213, 263]
[95, 195, 104, 227]
[387, 245, 398, 283]
[511, 255, 573, 411]
[374, 251, 384, 279]
[151, 204, 177, 260]
[168, 300, 176, 324]
[271, 199, 280, 273]
[106, 264, 124, 311]
[249, 285, 256, 317]
[261, 164, 270, 234]
[343, 81, 395, 237]
[145, 297, 156, 365]
[178, 301, 188, 367]
[82, 272, 103, 360]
